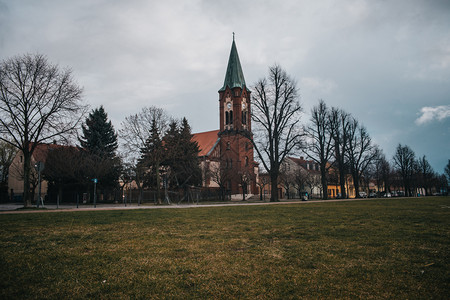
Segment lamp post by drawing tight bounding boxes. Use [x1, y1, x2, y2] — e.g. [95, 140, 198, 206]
[92, 178, 98, 208]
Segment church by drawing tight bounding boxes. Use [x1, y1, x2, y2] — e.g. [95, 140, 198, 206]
[192, 37, 258, 196]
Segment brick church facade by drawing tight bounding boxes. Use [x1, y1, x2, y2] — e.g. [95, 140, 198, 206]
[192, 37, 258, 195]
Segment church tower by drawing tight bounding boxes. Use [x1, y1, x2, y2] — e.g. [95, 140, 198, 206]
[218, 36, 256, 195]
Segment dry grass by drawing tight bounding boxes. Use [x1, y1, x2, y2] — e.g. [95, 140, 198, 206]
[0, 197, 449, 299]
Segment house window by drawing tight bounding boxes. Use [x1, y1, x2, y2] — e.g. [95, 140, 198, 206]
[20, 156, 23, 163]
[245, 156, 249, 166]
[226, 141, 230, 150]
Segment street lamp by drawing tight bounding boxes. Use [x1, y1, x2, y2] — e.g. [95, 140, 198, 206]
[92, 178, 98, 208]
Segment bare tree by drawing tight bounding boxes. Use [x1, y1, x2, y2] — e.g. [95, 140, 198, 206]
[346, 120, 377, 198]
[208, 161, 232, 201]
[304, 100, 334, 199]
[119, 106, 169, 203]
[445, 160, 450, 184]
[250, 65, 303, 202]
[279, 162, 296, 199]
[237, 168, 253, 201]
[0, 54, 86, 206]
[119, 106, 169, 162]
[377, 152, 392, 194]
[416, 155, 434, 196]
[293, 168, 307, 197]
[256, 173, 270, 201]
[0, 140, 16, 187]
[393, 144, 416, 197]
[329, 107, 352, 199]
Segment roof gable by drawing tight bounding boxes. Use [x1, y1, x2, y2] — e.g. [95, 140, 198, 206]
[192, 130, 220, 157]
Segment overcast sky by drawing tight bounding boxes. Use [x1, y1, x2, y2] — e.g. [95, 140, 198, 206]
[1, 0, 449, 173]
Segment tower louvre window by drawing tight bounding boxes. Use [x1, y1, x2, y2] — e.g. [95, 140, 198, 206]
[225, 111, 229, 125]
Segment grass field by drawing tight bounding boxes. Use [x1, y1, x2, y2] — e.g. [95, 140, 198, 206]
[0, 197, 449, 299]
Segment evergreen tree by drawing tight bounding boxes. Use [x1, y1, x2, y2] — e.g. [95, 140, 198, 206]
[139, 119, 164, 203]
[162, 120, 181, 186]
[79, 106, 120, 191]
[79, 106, 118, 157]
[162, 118, 201, 188]
[178, 118, 202, 186]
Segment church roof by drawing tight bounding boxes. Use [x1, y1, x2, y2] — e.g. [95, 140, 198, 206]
[219, 38, 246, 92]
[192, 130, 220, 157]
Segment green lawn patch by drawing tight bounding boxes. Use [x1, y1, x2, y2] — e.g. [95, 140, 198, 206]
[1, 197, 449, 299]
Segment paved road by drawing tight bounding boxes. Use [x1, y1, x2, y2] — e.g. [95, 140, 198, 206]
[0, 198, 379, 214]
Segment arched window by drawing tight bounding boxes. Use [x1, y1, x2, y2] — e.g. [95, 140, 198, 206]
[226, 141, 230, 150]
[229, 110, 233, 124]
[225, 111, 229, 125]
[242, 110, 247, 125]
[245, 156, 249, 166]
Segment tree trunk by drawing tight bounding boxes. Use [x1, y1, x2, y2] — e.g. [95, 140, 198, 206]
[270, 172, 279, 202]
[353, 172, 360, 198]
[339, 169, 346, 199]
[320, 166, 328, 200]
[138, 187, 143, 205]
[23, 152, 32, 207]
[156, 162, 161, 204]
[58, 183, 63, 204]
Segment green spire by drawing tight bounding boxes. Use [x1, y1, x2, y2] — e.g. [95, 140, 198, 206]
[219, 35, 246, 92]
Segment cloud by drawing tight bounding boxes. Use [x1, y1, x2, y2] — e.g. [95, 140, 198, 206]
[300, 77, 337, 94]
[415, 105, 450, 125]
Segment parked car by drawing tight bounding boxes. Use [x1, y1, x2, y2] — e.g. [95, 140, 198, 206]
[359, 192, 367, 198]
[369, 192, 377, 198]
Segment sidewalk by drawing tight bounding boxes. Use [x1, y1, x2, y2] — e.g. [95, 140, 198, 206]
[0, 197, 377, 214]
[0, 202, 180, 213]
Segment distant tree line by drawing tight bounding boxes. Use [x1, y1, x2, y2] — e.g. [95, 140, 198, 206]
[301, 100, 448, 199]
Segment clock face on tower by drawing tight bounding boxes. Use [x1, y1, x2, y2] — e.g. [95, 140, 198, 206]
[242, 102, 246, 110]
[227, 102, 232, 109]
